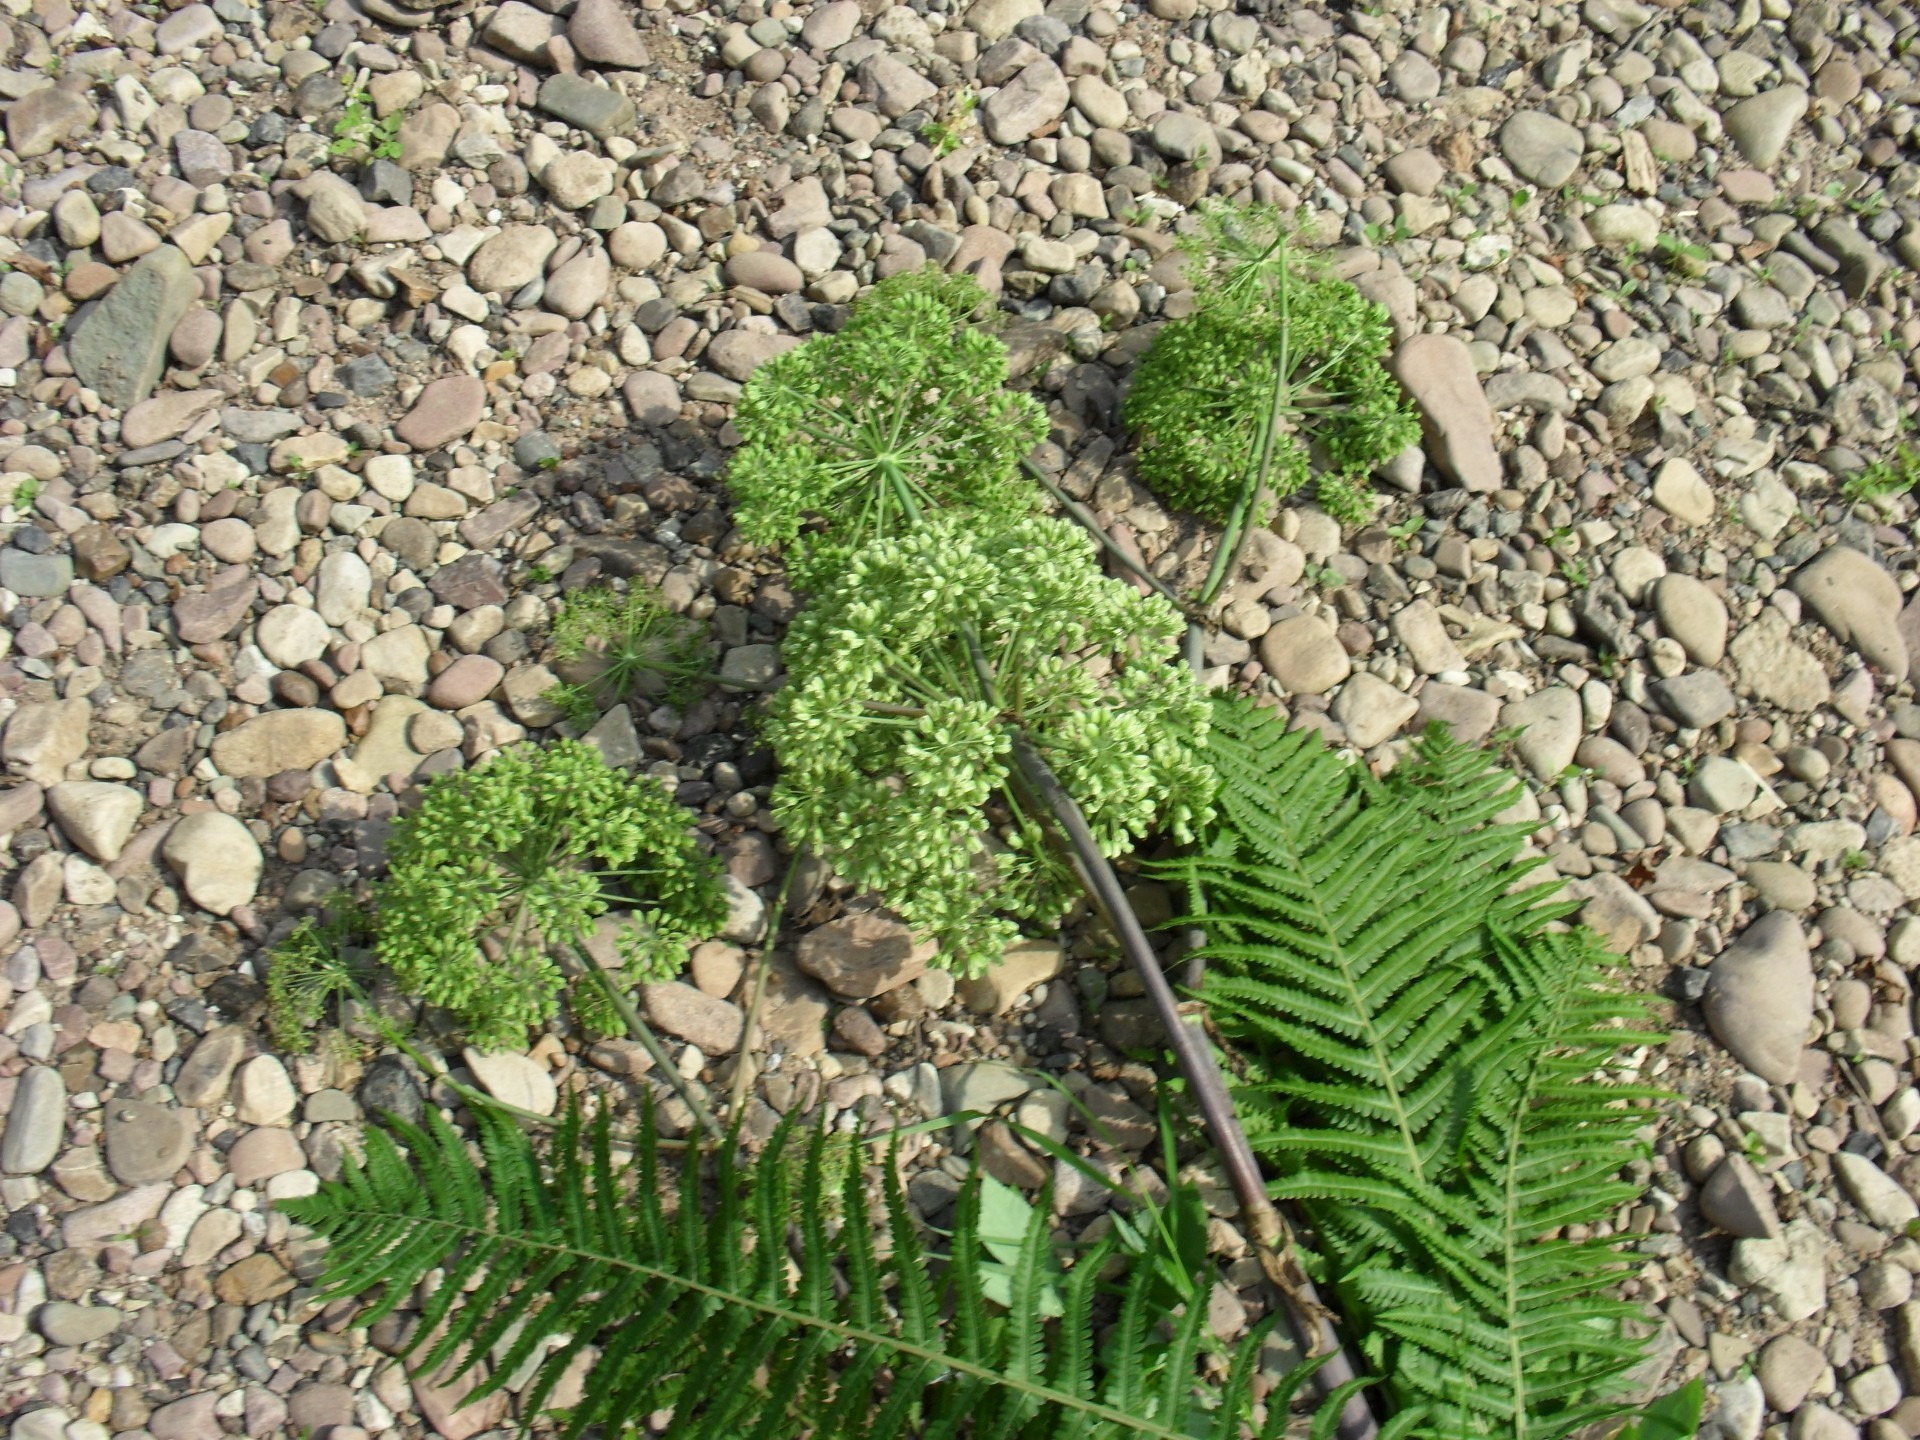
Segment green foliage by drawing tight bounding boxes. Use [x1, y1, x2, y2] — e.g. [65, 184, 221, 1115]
[1842, 442, 1919, 507]
[1155, 699, 1662, 1439]
[377, 741, 726, 1048]
[544, 584, 707, 727]
[920, 89, 979, 156]
[765, 513, 1215, 973]
[729, 268, 1048, 589]
[7, 475, 39, 511]
[265, 897, 377, 1055]
[284, 1100, 1300, 1440]
[1123, 202, 1419, 528]
[1615, 1379, 1705, 1440]
[330, 86, 403, 159]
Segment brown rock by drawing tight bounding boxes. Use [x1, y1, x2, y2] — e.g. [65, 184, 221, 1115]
[796, 912, 936, 998]
[396, 375, 487, 450]
[214, 1253, 295, 1305]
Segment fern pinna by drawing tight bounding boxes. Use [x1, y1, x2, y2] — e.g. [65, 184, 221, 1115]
[1157, 698, 1663, 1440]
[285, 1100, 1314, 1440]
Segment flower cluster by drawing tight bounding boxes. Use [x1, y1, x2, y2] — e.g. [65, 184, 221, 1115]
[1123, 202, 1418, 527]
[377, 741, 726, 1047]
[765, 514, 1215, 973]
[728, 268, 1048, 589]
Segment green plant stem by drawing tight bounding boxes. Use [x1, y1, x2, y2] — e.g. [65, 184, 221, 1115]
[567, 943, 729, 1146]
[729, 861, 800, 1119]
[1196, 239, 1294, 612]
[1021, 458, 1196, 614]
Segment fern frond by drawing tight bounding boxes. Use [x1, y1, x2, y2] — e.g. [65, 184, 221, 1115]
[1156, 698, 1662, 1440]
[283, 1101, 1299, 1439]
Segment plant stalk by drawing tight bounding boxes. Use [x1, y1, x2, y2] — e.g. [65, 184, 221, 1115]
[1004, 733, 1376, 1440]
[730, 861, 800, 1119]
[1021, 458, 1198, 616]
[568, 943, 730, 1146]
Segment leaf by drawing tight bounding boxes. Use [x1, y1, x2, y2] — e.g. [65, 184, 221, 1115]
[282, 1100, 1282, 1438]
[1615, 1378, 1705, 1440]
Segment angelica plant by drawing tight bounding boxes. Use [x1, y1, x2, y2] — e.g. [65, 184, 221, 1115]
[765, 513, 1214, 973]
[544, 584, 707, 727]
[729, 268, 1048, 589]
[1123, 202, 1418, 536]
[377, 741, 726, 1048]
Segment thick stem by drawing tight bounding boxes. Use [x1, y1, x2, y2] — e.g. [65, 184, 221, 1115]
[567, 944, 730, 1146]
[1021, 458, 1199, 616]
[1004, 733, 1377, 1440]
[730, 862, 800, 1119]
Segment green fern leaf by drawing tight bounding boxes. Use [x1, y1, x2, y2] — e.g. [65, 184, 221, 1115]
[1155, 697, 1664, 1439]
[282, 1101, 1298, 1439]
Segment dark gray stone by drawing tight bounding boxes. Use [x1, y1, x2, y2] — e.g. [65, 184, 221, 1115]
[536, 74, 635, 138]
[69, 246, 198, 409]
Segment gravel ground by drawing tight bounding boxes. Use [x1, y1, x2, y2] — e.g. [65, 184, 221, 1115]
[0, 0, 1918, 1433]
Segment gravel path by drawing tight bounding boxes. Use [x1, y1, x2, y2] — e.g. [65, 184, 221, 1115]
[0, 0, 1918, 1433]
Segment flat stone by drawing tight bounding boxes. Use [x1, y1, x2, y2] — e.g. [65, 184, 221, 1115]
[45, 781, 141, 862]
[1259, 614, 1350, 695]
[0, 549, 72, 598]
[544, 247, 612, 319]
[162, 810, 264, 915]
[1722, 87, 1808, 169]
[1388, 334, 1501, 493]
[958, 939, 1064, 1015]
[1758, 1333, 1827, 1413]
[396, 375, 487, 450]
[1499, 110, 1584, 186]
[1731, 610, 1830, 712]
[704, 329, 803, 382]
[1834, 1152, 1920, 1229]
[462, 1050, 559, 1115]
[1332, 672, 1419, 748]
[256, 605, 331, 669]
[150, 1394, 222, 1440]
[103, 1099, 193, 1184]
[69, 246, 198, 409]
[569, 0, 650, 66]
[173, 564, 257, 644]
[1653, 575, 1728, 666]
[175, 1026, 248, 1106]
[1793, 547, 1908, 682]
[37, 1302, 121, 1346]
[536, 73, 635, 137]
[1, 1067, 65, 1174]
[226, 1126, 306, 1186]
[1704, 911, 1812, 1083]
[211, 709, 346, 777]
[7, 86, 96, 158]
[63, 1183, 169, 1246]
[1650, 456, 1714, 527]
[4, 699, 91, 786]
[214, 1252, 295, 1305]
[981, 59, 1069, 143]
[795, 912, 937, 997]
[1500, 686, 1582, 780]
[1730, 1217, 1827, 1322]
[639, 982, 746, 1054]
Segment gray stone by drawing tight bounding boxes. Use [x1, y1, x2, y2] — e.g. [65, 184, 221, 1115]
[1834, 1152, 1920, 1229]
[1388, 334, 1501, 493]
[104, 1099, 194, 1184]
[1499, 110, 1584, 186]
[537, 73, 636, 137]
[1332, 672, 1418, 748]
[463, 1049, 559, 1115]
[0, 549, 71, 597]
[467, 224, 557, 293]
[37, 1302, 121, 1346]
[1150, 111, 1215, 162]
[1703, 911, 1812, 1083]
[1690, 756, 1760, 815]
[941, 1061, 1032, 1115]
[1722, 87, 1808, 169]
[69, 246, 198, 409]
[1649, 671, 1736, 728]
[6, 87, 96, 158]
[175, 1026, 247, 1106]
[569, 0, 650, 67]
[1730, 1218, 1827, 1322]
[1757, 1333, 1827, 1413]
[1500, 687, 1582, 780]
[1699, 1154, 1779, 1238]
[981, 60, 1069, 144]
[162, 810, 264, 915]
[1, 1067, 65, 1174]
[4, 699, 90, 786]
[1792, 547, 1908, 681]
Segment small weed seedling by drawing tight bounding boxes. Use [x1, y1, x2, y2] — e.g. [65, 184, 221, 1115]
[1842, 444, 1920, 510]
[918, 89, 978, 157]
[330, 86, 403, 160]
[544, 584, 707, 726]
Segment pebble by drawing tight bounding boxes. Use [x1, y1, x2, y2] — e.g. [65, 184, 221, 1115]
[1703, 912, 1813, 1084]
